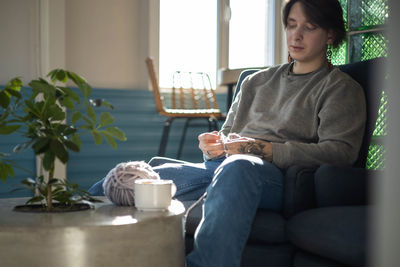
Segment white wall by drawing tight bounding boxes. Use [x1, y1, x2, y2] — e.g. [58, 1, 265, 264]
[0, 0, 149, 89]
[0, 0, 39, 84]
[65, 0, 149, 89]
[0, 0, 150, 180]
[49, 0, 66, 73]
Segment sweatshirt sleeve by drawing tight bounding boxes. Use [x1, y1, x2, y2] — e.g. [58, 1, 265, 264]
[271, 77, 366, 169]
[220, 81, 245, 136]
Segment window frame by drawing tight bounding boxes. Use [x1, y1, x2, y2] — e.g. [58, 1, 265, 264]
[149, 0, 287, 90]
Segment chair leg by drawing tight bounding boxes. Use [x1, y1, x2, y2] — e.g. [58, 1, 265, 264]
[209, 116, 219, 131]
[158, 117, 174, 156]
[177, 118, 191, 159]
[207, 118, 214, 132]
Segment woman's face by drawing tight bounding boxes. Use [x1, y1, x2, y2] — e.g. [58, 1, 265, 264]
[285, 2, 333, 69]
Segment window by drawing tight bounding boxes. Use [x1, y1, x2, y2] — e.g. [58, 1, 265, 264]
[159, 0, 217, 88]
[157, 0, 278, 89]
[333, 0, 388, 170]
[228, 0, 275, 69]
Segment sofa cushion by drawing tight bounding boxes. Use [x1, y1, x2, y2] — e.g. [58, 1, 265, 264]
[182, 200, 288, 244]
[241, 243, 293, 267]
[315, 166, 374, 207]
[287, 206, 367, 267]
[293, 251, 349, 267]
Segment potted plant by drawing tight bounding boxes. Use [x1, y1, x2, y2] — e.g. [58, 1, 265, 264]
[0, 69, 126, 211]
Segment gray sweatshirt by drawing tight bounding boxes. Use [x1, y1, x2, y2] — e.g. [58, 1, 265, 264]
[221, 63, 366, 169]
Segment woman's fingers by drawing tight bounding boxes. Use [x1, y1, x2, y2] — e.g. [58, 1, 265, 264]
[200, 142, 225, 157]
[198, 132, 225, 158]
[198, 131, 220, 142]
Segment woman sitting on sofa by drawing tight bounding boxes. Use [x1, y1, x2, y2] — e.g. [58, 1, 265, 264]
[88, 0, 366, 266]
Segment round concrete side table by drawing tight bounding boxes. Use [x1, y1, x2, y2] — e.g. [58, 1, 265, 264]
[0, 197, 186, 267]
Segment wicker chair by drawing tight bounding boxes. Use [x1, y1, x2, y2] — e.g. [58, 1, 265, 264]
[145, 57, 224, 159]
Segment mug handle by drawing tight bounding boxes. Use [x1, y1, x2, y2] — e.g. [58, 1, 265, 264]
[171, 182, 177, 197]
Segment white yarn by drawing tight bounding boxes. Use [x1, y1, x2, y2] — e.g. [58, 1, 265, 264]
[102, 161, 160, 206]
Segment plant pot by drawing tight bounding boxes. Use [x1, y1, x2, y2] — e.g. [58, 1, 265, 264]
[13, 203, 92, 213]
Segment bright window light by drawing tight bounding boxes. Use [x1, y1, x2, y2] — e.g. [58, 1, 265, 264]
[160, 0, 217, 88]
[229, 0, 274, 69]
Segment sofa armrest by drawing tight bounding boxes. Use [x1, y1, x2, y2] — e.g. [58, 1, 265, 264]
[283, 165, 318, 218]
[314, 165, 378, 207]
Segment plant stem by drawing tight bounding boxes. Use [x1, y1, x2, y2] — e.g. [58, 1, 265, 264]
[46, 165, 54, 211]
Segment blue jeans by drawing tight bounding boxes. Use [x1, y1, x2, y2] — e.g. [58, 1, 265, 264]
[87, 155, 283, 267]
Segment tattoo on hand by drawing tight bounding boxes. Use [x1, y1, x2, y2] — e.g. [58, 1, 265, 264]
[238, 141, 265, 158]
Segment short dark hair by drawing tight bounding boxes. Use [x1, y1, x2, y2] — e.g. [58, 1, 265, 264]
[282, 0, 346, 48]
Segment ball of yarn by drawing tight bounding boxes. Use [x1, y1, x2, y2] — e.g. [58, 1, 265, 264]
[103, 161, 160, 206]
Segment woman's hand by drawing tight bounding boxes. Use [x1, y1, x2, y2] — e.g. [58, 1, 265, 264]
[198, 131, 225, 159]
[223, 133, 273, 162]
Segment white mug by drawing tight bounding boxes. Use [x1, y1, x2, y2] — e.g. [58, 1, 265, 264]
[134, 179, 177, 211]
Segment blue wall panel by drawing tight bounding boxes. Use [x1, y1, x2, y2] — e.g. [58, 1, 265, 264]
[0, 130, 36, 198]
[0, 88, 227, 197]
[67, 88, 227, 191]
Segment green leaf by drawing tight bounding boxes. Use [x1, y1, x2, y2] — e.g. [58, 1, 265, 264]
[32, 138, 50, 154]
[7, 77, 23, 91]
[61, 125, 77, 136]
[0, 163, 14, 182]
[53, 124, 68, 135]
[100, 99, 114, 109]
[38, 185, 48, 198]
[82, 116, 95, 127]
[29, 79, 56, 98]
[53, 192, 74, 204]
[48, 104, 66, 121]
[71, 111, 82, 125]
[43, 151, 55, 171]
[5, 88, 22, 98]
[91, 130, 103, 145]
[50, 139, 69, 163]
[21, 177, 36, 186]
[99, 112, 114, 127]
[67, 72, 92, 98]
[86, 104, 96, 124]
[0, 124, 21, 135]
[60, 97, 74, 109]
[24, 99, 38, 115]
[20, 178, 36, 191]
[52, 187, 65, 195]
[102, 132, 117, 149]
[0, 110, 9, 121]
[48, 178, 61, 185]
[71, 134, 82, 149]
[64, 140, 80, 152]
[48, 69, 59, 82]
[37, 175, 45, 184]
[102, 127, 127, 141]
[67, 71, 85, 84]
[58, 87, 80, 103]
[26, 196, 45, 204]
[79, 125, 92, 130]
[6, 164, 14, 179]
[0, 91, 10, 108]
[56, 69, 68, 83]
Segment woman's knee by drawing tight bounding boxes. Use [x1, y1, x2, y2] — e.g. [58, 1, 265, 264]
[216, 155, 283, 185]
[220, 154, 264, 169]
